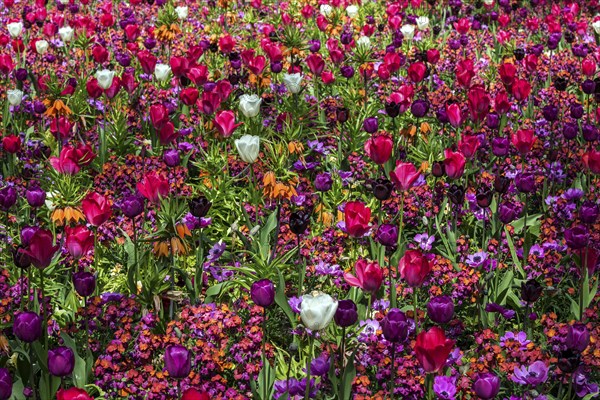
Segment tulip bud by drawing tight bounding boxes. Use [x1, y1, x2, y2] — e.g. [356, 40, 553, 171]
[300, 291, 338, 331]
[48, 346, 75, 377]
[73, 271, 96, 297]
[13, 311, 42, 343]
[566, 323, 590, 353]
[473, 373, 500, 399]
[164, 345, 191, 379]
[188, 196, 211, 218]
[520, 279, 543, 303]
[334, 299, 358, 327]
[381, 308, 410, 342]
[234, 135, 260, 163]
[121, 195, 144, 219]
[427, 295, 454, 324]
[250, 279, 275, 308]
[289, 210, 310, 235]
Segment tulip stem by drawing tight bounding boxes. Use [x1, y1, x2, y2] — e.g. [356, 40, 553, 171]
[262, 308, 268, 399]
[29, 343, 38, 400]
[84, 296, 90, 355]
[523, 194, 529, 264]
[579, 247, 588, 321]
[20, 267, 24, 311]
[389, 343, 396, 399]
[297, 235, 304, 294]
[132, 216, 139, 292]
[413, 288, 419, 334]
[304, 335, 314, 400]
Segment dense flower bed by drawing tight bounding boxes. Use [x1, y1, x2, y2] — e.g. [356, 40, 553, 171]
[0, 0, 600, 399]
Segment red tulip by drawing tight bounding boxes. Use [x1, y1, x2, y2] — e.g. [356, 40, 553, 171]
[218, 35, 236, 53]
[494, 91, 511, 115]
[583, 149, 600, 174]
[498, 62, 516, 88]
[74, 143, 96, 166]
[467, 85, 490, 122]
[524, 54, 538, 73]
[187, 66, 208, 86]
[180, 87, 199, 106]
[82, 192, 112, 227]
[443, 149, 465, 180]
[49, 146, 81, 175]
[408, 62, 427, 83]
[86, 79, 103, 99]
[215, 80, 232, 101]
[120, 72, 137, 94]
[181, 388, 210, 400]
[149, 104, 169, 129]
[453, 17, 471, 34]
[0, 53, 14, 75]
[414, 326, 455, 373]
[200, 92, 222, 115]
[22, 229, 58, 269]
[137, 50, 157, 74]
[306, 54, 325, 76]
[390, 161, 420, 191]
[455, 59, 474, 88]
[57, 387, 93, 400]
[458, 135, 480, 159]
[125, 24, 140, 42]
[92, 45, 108, 63]
[344, 259, 384, 293]
[364, 133, 393, 165]
[582, 59, 596, 77]
[511, 79, 531, 101]
[426, 49, 440, 64]
[104, 76, 121, 99]
[511, 129, 536, 155]
[398, 249, 432, 287]
[65, 226, 94, 259]
[137, 172, 170, 204]
[384, 52, 401, 73]
[344, 201, 371, 238]
[170, 56, 190, 77]
[214, 110, 241, 138]
[2, 135, 21, 153]
[49, 117, 73, 141]
[247, 55, 266, 75]
[446, 104, 462, 128]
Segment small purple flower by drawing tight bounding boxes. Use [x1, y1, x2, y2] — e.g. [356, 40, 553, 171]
[511, 361, 548, 386]
[433, 376, 456, 400]
[414, 233, 435, 251]
[500, 331, 531, 349]
[466, 251, 488, 268]
[288, 296, 302, 314]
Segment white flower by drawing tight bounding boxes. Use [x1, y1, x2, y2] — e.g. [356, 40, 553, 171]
[58, 26, 74, 42]
[282, 73, 302, 94]
[238, 94, 262, 118]
[593, 19, 600, 35]
[356, 36, 371, 48]
[175, 6, 188, 20]
[320, 4, 333, 17]
[401, 24, 415, 40]
[234, 135, 260, 164]
[95, 69, 115, 90]
[7, 89, 23, 106]
[45, 191, 57, 211]
[59, 0, 69, 4]
[346, 5, 359, 18]
[35, 40, 49, 55]
[154, 64, 171, 81]
[483, 0, 494, 5]
[300, 291, 338, 331]
[7, 22, 23, 38]
[416, 16, 429, 30]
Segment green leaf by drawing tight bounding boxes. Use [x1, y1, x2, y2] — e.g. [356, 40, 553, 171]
[275, 268, 296, 328]
[504, 226, 524, 278]
[204, 282, 224, 303]
[340, 349, 358, 400]
[60, 332, 88, 387]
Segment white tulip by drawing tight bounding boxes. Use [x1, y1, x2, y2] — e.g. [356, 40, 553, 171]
[238, 94, 262, 118]
[58, 26, 74, 42]
[7, 22, 23, 38]
[483, 0, 494, 5]
[35, 40, 49, 55]
[283, 73, 302, 94]
[356, 36, 371, 48]
[401, 24, 415, 40]
[416, 16, 429, 30]
[235, 134, 260, 164]
[154, 64, 171, 81]
[320, 4, 333, 17]
[7, 89, 23, 106]
[300, 291, 338, 331]
[95, 69, 115, 90]
[593, 19, 600, 35]
[346, 5, 359, 18]
[175, 6, 188, 20]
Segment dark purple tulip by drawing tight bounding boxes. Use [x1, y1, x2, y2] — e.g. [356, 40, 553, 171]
[13, 311, 43, 343]
[411, 99, 429, 118]
[115, 52, 131, 67]
[375, 224, 398, 247]
[14, 68, 28, 82]
[12, 246, 31, 269]
[431, 162, 445, 178]
[0, 368, 12, 400]
[563, 123, 578, 140]
[362, 117, 378, 133]
[570, 103, 584, 119]
[144, 37, 157, 50]
[498, 202, 519, 224]
[48, 346, 75, 377]
[121, 195, 145, 219]
[491, 137, 509, 157]
[20, 226, 38, 247]
[380, 308, 409, 343]
[557, 349, 580, 373]
[33, 100, 47, 114]
[0, 186, 17, 212]
[163, 149, 180, 167]
[385, 101, 401, 118]
[473, 373, 500, 399]
[334, 299, 358, 327]
[581, 124, 598, 142]
[566, 323, 590, 353]
[270, 62, 282, 74]
[547, 33, 561, 50]
[340, 65, 355, 79]
[340, 32, 353, 45]
[448, 184, 465, 206]
[564, 225, 589, 250]
[308, 40, 321, 53]
[448, 39, 461, 50]
[579, 201, 599, 224]
[26, 187, 46, 208]
[250, 279, 275, 307]
[427, 295, 454, 324]
[494, 175, 511, 194]
[188, 196, 211, 219]
[486, 113, 499, 130]
[314, 172, 333, 192]
[515, 172, 535, 193]
[436, 108, 449, 124]
[476, 187, 493, 208]
[459, 34, 469, 47]
[371, 178, 393, 201]
[542, 105, 558, 122]
[164, 345, 191, 379]
[520, 279, 543, 303]
[582, 79, 596, 95]
[310, 356, 329, 376]
[73, 272, 96, 297]
[337, 108, 349, 123]
[289, 210, 311, 235]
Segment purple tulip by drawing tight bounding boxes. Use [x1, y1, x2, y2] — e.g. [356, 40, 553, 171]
[0, 368, 12, 400]
[498, 202, 519, 225]
[563, 123, 578, 140]
[250, 279, 275, 308]
[579, 201, 599, 224]
[310, 355, 329, 376]
[566, 324, 590, 353]
[380, 308, 409, 343]
[427, 295, 454, 324]
[411, 99, 430, 118]
[334, 299, 358, 327]
[473, 373, 500, 399]
[163, 149, 180, 167]
[48, 346, 75, 377]
[164, 345, 191, 379]
[13, 311, 43, 343]
[314, 172, 333, 192]
[73, 272, 96, 297]
[121, 195, 145, 219]
[565, 225, 589, 250]
[26, 187, 46, 208]
[0, 186, 17, 212]
[375, 224, 398, 248]
[515, 172, 535, 193]
[362, 117, 378, 133]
